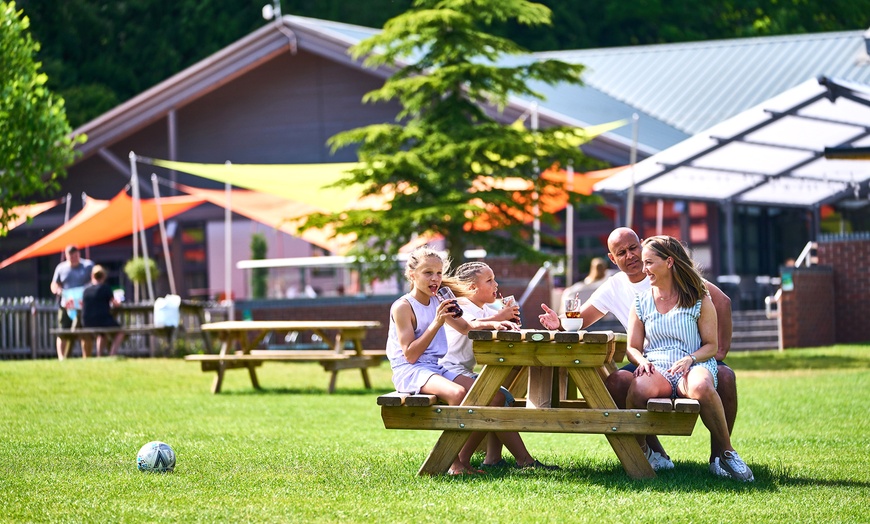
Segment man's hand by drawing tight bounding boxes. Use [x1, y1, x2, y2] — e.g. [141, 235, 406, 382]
[538, 303, 561, 330]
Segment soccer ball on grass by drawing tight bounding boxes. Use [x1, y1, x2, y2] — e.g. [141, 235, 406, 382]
[136, 441, 176, 472]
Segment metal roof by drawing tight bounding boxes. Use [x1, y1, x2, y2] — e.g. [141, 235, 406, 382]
[593, 77, 870, 208]
[536, 31, 870, 137]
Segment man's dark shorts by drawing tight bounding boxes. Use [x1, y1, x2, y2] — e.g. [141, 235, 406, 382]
[57, 308, 75, 329]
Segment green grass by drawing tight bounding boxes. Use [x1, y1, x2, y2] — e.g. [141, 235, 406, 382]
[1, 346, 869, 523]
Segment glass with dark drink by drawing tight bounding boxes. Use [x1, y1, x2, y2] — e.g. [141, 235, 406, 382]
[436, 287, 463, 318]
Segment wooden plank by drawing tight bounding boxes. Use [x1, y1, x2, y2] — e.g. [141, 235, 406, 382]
[553, 331, 583, 344]
[380, 406, 699, 435]
[494, 330, 523, 342]
[417, 430, 470, 476]
[377, 392, 408, 406]
[674, 398, 701, 413]
[405, 394, 438, 407]
[473, 340, 609, 367]
[580, 331, 615, 344]
[467, 330, 496, 341]
[647, 398, 674, 412]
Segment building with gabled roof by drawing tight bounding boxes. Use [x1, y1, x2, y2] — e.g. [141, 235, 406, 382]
[2, 15, 868, 303]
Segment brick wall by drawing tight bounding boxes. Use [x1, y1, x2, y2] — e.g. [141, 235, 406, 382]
[778, 266, 835, 348]
[236, 258, 552, 348]
[816, 237, 870, 343]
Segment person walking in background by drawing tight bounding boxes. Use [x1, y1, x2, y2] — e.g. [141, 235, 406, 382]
[81, 265, 125, 357]
[625, 235, 753, 481]
[539, 227, 738, 476]
[441, 261, 559, 470]
[50, 245, 94, 359]
[385, 246, 513, 475]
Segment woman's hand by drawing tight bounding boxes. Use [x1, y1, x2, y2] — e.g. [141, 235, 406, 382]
[633, 360, 656, 377]
[538, 304, 561, 330]
[667, 355, 694, 376]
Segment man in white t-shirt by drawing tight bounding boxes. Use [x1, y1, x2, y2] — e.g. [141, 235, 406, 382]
[539, 227, 737, 477]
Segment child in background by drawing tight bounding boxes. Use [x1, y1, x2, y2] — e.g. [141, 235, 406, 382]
[385, 247, 512, 475]
[441, 261, 559, 470]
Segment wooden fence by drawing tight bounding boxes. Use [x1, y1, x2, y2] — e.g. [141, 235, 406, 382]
[0, 297, 225, 359]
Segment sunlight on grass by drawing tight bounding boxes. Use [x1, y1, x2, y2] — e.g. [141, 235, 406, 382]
[0, 345, 867, 522]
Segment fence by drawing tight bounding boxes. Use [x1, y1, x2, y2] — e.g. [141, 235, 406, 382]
[0, 297, 226, 359]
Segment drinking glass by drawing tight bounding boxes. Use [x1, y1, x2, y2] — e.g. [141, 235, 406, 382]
[564, 298, 581, 318]
[501, 295, 521, 324]
[436, 287, 463, 318]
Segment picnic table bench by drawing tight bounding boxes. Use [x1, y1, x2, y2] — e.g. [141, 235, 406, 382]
[51, 325, 175, 359]
[185, 320, 385, 394]
[379, 329, 700, 479]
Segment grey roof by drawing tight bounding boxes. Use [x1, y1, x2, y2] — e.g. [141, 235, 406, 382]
[535, 31, 870, 137]
[593, 77, 870, 208]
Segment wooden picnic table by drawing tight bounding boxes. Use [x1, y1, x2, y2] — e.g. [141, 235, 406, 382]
[186, 320, 384, 394]
[380, 329, 700, 479]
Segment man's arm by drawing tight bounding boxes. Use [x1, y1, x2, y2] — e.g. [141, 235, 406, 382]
[706, 281, 732, 360]
[539, 301, 606, 331]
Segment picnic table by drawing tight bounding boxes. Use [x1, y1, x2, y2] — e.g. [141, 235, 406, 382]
[380, 330, 701, 479]
[185, 320, 384, 394]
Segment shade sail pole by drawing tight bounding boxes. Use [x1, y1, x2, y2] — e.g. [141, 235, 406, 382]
[129, 151, 154, 301]
[625, 113, 639, 228]
[224, 161, 234, 320]
[565, 163, 574, 286]
[129, 153, 140, 302]
[531, 103, 540, 251]
[151, 174, 176, 295]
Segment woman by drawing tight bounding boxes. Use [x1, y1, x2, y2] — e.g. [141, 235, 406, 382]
[625, 236, 753, 481]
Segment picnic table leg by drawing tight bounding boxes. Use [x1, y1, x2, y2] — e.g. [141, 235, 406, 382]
[568, 367, 655, 480]
[417, 365, 512, 475]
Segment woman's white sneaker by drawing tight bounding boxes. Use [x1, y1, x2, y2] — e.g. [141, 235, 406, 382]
[719, 450, 754, 481]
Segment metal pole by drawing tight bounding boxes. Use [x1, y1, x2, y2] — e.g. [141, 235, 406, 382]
[151, 174, 176, 295]
[565, 163, 575, 286]
[129, 152, 140, 302]
[224, 161, 234, 320]
[531, 103, 540, 251]
[626, 113, 639, 228]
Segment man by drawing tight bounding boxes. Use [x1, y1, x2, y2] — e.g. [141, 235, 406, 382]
[50, 245, 94, 358]
[539, 227, 738, 478]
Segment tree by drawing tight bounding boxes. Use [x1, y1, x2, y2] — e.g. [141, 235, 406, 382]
[250, 233, 268, 299]
[0, 1, 82, 235]
[302, 0, 603, 276]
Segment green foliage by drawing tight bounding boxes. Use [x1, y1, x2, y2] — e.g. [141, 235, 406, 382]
[123, 256, 160, 285]
[0, 1, 83, 235]
[302, 0, 603, 278]
[250, 233, 268, 299]
[0, 346, 868, 521]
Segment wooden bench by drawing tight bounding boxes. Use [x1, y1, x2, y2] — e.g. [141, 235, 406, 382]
[51, 325, 175, 359]
[184, 349, 387, 394]
[378, 392, 699, 412]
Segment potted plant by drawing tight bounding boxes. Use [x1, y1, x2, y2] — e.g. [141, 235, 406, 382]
[124, 257, 160, 302]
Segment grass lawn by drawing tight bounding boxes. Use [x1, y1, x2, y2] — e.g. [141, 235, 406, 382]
[1, 345, 868, 523]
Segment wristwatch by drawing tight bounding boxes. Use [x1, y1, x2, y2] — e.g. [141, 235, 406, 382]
[690, 354, 697, 363]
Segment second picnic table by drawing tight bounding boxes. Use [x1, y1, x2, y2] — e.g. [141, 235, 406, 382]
[380, 329, 701, 479]
[186, 320, 384, 394]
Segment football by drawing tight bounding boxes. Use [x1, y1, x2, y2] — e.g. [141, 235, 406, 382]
[136, 441, 176, 473]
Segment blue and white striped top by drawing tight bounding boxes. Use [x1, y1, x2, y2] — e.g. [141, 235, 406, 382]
[634, 290, 718, 388]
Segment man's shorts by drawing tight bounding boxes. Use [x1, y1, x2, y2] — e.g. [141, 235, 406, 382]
[57, 308, 74, 329]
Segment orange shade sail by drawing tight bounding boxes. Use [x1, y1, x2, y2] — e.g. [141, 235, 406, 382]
[5, 199, 63, 232]
[0, 191, 205, 269]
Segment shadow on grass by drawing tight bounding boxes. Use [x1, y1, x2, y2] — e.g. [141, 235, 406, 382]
[433, 460, 870, 491]
[220, 386, 395, 396]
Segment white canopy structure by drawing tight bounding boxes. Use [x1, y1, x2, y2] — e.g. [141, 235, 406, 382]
[594, 76, 870, 273]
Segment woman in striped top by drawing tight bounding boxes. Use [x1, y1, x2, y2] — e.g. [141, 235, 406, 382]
[625, 236, 753, 481]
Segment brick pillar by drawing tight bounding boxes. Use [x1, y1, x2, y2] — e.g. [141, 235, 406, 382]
[779, 266, 835, 348]
[816, 238, 870, 343]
